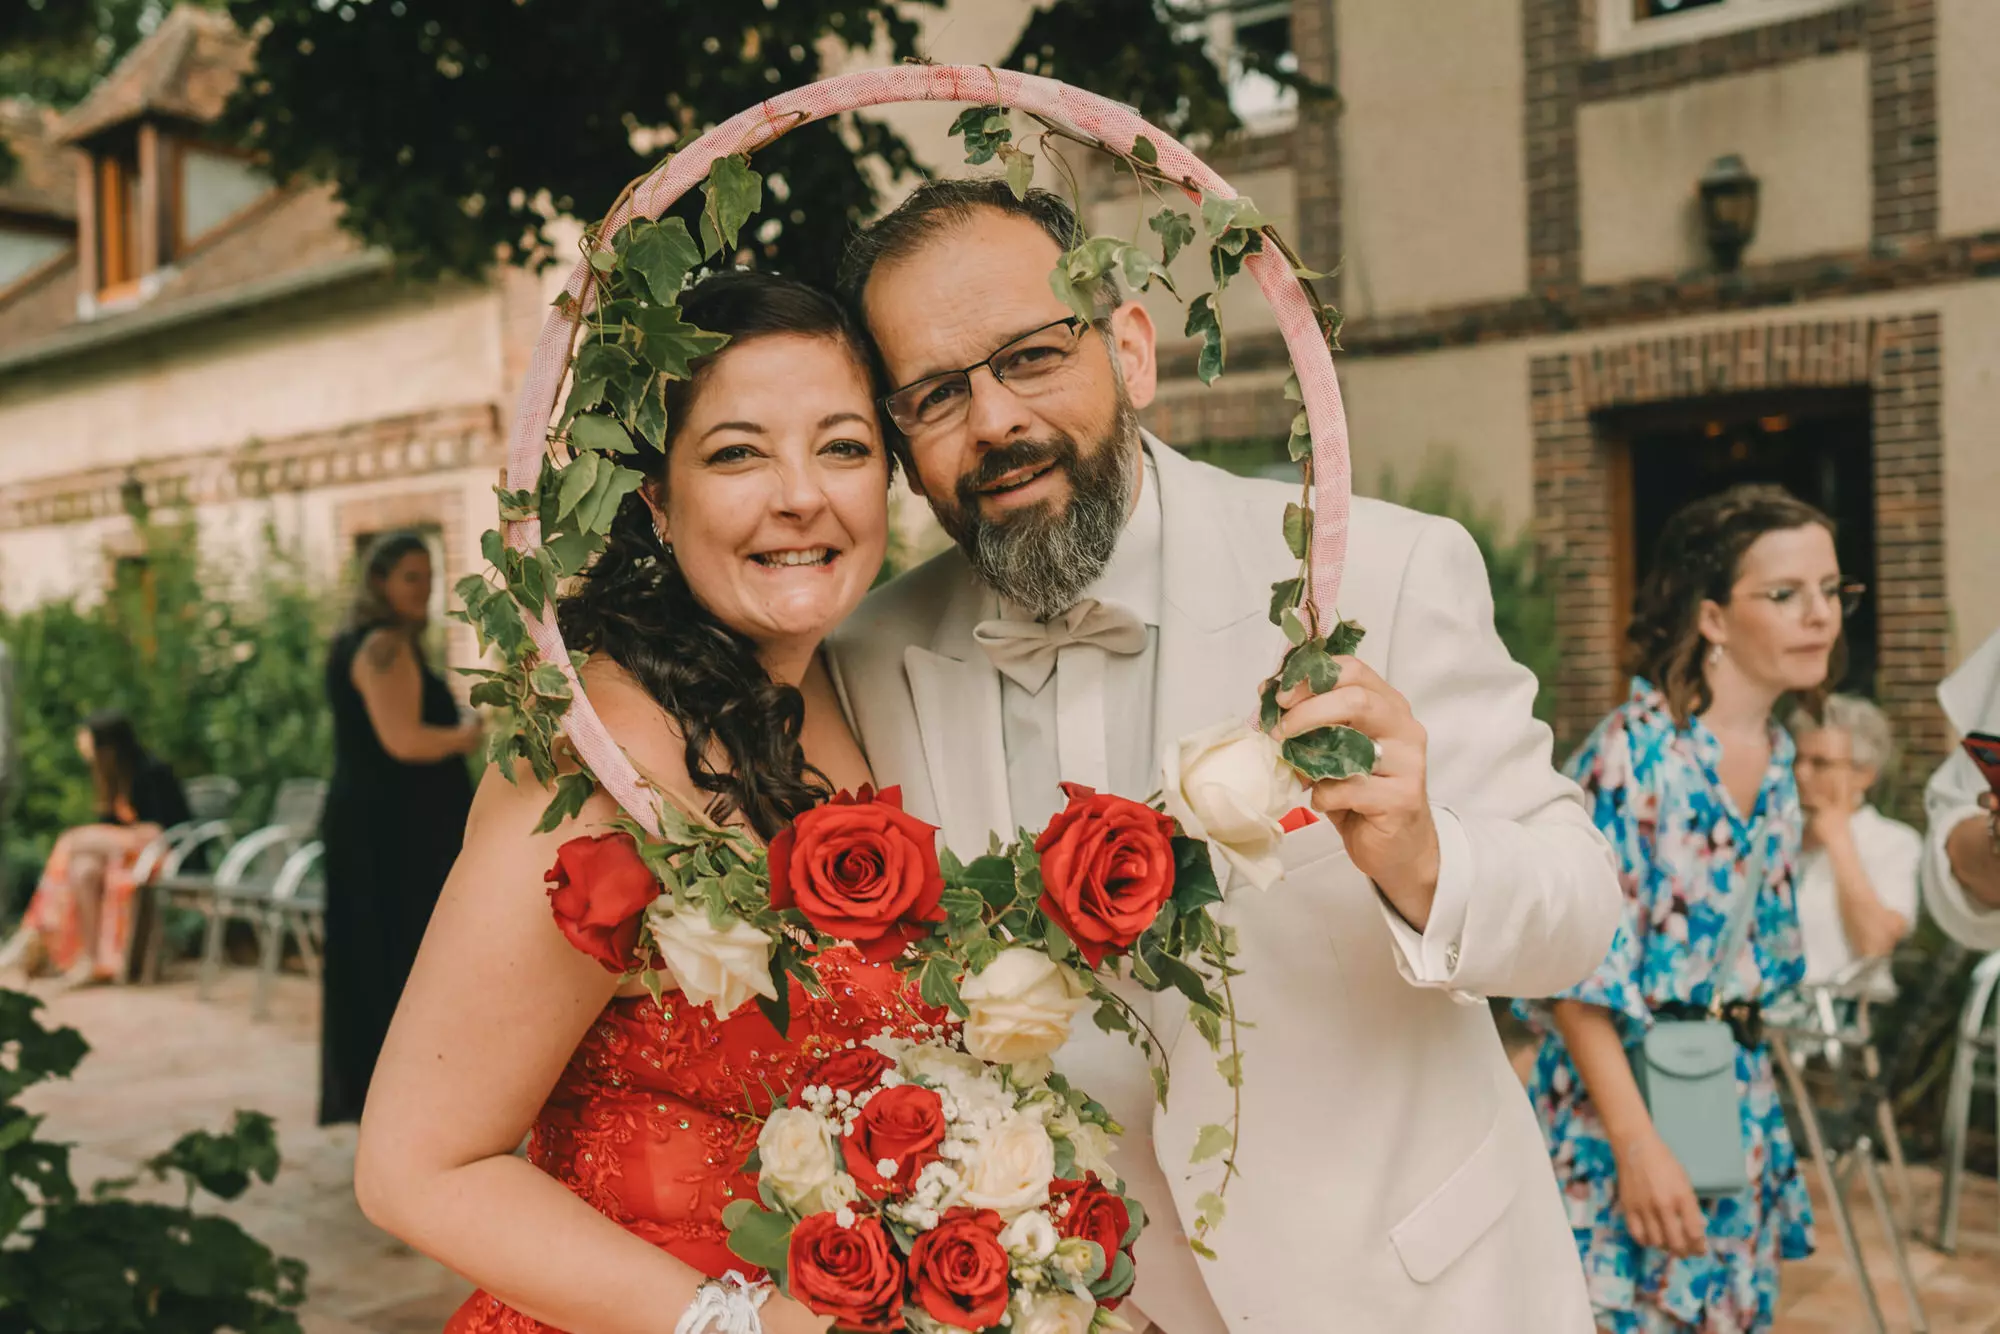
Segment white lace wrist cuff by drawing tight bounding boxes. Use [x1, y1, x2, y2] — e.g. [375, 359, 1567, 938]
[675, 1272, 770, 1334]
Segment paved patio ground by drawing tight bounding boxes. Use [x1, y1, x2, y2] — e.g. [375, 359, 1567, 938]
[21, 970, 2000, 1333]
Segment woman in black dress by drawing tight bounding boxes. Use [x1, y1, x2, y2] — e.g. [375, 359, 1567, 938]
[321, 532, 482, 1125]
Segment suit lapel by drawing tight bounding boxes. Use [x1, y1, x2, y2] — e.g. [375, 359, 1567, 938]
[1150, 438, 1283, 762]
[903, 577, 1016, 856]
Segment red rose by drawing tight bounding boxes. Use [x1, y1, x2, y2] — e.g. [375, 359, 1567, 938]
[841, 1083, 947, 1198]
[769, 787, 945, 963]
[908, 1207, 1011, 1331]
[786, 1211, 904, 1332]
[1052, 1176, 1134, 1301]
[804, 1045, 895, 1097]
[1034, 783, 1178, 968]
[545, 833, 659, 972]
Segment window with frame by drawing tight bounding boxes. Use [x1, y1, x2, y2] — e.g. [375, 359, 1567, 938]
[1206, 0, 1298, 128]
[93, 135, 142, 298]
[1601, 0, 1852, 56]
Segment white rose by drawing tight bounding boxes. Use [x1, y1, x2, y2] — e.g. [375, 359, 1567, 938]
[961, 1112, 1056, 1218]
[1013, 1290, 1100, 1334]
[647, 903, 778, 1017]
[1161, 721, 1305, 892]
[999, 1209, 1059, 1262]
[1066, 1121, 1118, 1186]
[898, 1041, 995, 1090]
[756, 1108, 838, 1211]
[960, 949, 1092, 1066]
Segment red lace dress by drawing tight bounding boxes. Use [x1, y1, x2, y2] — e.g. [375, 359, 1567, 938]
[444, 949, 933, 1333]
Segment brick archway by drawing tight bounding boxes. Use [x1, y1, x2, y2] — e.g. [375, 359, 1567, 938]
[1530, 313, 1946, 792]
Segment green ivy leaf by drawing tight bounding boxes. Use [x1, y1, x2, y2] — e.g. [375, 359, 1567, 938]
[1170, 836, 1222, 912]
[1117, 242, 1176, 297]
[699, 154, 763, 257]
[1092, 999, 1133, 1035]
[562, 342, 636, 426]
[959, 854, 1018, 912]
[1130, 134, 1159, 166]
[1258, 677, 1282, 732]
[723, 1201, 793, 1272]
[528, 662, 572, 700]
[1191, 1123, 1234, 1163]
[1279, 640, 1341, 695]
[631, 373, 669, 450]
[619, 216, 702, 305]
[545, 527, 599, 577]
[634, 306, 731, 380]
[917, 955, 968, 1018]
[1005, 146, 1035, 201]
[1283, 502, 1312, 560]
[557, 452, 604, 522]
[1200, 196, 1270, 237]
[1281, 725, 1379, 783]
[1185, 294, 1224, 386]
[1280, 606, 1308, 647]
[533, 770, 597, 834]
[1209, 226, 1265, 291]
[1216, 1052, 1244, 1087]
[1195, 1190, 1227, 1228]
[948, 105, 1012, 164]
[1146, 950, 1217, 1012]
[569, 413, 635, 456]
[1267, 576, 1302, 627]
[1149, 207, 1196, 267]
[1288, 407, 1312, 462]
[1327, 619, 1368, 657]
[1283, 372, 1303, 403]
[588, 249, 617, 273]
[578, 465, 645, 536]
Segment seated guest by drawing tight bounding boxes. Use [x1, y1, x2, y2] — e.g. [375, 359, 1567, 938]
[1791, 694, 1920, 989]
[0, 710, 190, 985]
[1923, 628, 2000, 949]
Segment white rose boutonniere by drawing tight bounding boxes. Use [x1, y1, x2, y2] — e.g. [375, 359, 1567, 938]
[1162, 720, 1305, 892]
[960, 1112, 1057, 1218]
[646, 902, 778, 1017]
[756, 1107, 841, 1212]
[959, 948, 1092, 1066]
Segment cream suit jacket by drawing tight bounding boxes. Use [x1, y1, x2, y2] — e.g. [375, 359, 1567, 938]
[827, 441, 1620, 1332]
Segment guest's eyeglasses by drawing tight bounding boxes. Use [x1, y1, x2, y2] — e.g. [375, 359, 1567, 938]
[882, 316, 1095, 438]
[1738, 579, 1867, 621]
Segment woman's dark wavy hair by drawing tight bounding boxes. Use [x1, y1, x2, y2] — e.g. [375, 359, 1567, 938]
[1626, 483, 1844, 728]
[82, 708, 147, 817]
[556, 269, 881, 840]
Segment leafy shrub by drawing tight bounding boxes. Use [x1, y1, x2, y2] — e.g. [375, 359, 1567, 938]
[0, 520, 333, 892]
[0, 989, 307, 1332]
[1370, 459, 1561, 725]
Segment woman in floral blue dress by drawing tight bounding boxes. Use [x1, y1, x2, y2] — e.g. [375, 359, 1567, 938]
[1519, 485, 1859, 1333]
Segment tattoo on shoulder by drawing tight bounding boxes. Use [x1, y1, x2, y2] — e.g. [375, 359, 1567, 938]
[362, 631, 405, 674]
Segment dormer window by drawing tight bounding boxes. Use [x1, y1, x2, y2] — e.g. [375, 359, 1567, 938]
[93, 130, 143, 299]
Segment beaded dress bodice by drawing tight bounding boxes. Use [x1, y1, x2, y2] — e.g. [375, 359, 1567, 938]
[444, 949, 931, 1334]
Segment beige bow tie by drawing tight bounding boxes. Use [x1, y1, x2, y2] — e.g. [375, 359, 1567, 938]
[974, 598, 1148, 694]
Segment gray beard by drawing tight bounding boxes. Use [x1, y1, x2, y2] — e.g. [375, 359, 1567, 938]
[961, 399, 1139, 620]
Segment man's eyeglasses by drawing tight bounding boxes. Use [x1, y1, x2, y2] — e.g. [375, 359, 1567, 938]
[1739, 580, 1867, 620]
[882, 316, 1094, 437]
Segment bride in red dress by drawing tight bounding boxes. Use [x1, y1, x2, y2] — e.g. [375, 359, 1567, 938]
[354, 272, 919, 1334]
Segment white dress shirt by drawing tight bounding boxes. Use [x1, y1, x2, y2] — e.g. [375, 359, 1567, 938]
[997, 452, 1164, 832]
[1924, 629, 2000, 950]
[1796, 804, 1921, 989]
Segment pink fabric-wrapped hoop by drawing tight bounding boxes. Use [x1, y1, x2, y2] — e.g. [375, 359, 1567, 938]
[502, 64, 1352, 832]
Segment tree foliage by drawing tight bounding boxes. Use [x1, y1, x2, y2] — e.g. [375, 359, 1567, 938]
[205, 0, 1320, 286]
[0, 989, 307, 1333]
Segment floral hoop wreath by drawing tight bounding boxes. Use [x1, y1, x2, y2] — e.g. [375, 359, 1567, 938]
[461, 64, 1372, 1270]
[497, 64, 1354, 829]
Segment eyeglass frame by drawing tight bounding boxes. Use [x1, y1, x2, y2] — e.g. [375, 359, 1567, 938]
[1729, 578, 1867, 620]
[879, 315, 1103, 437]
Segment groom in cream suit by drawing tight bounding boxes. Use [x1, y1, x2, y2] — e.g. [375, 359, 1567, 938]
[828, 181, 1621, 1333]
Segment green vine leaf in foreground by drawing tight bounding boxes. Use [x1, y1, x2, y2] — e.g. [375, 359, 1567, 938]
[1282, 725, 1379, 784]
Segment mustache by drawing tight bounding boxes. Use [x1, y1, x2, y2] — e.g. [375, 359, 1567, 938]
[954, 438, 1079, 509]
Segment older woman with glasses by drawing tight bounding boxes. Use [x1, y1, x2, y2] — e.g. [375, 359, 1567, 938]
[1789, 694, 1919, 989]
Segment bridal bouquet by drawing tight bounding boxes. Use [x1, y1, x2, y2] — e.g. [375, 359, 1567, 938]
[721, 1032, 1141, 1334]
[544, 724, 1315, 1256]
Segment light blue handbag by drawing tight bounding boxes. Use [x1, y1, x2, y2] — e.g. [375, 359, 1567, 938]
[1630, 848, 1763, 1199]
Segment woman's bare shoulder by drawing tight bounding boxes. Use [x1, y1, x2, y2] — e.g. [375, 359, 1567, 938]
[570, 656, 703, 810]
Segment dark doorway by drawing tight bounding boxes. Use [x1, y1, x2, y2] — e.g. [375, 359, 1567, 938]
[1599, 388, 1877, 694]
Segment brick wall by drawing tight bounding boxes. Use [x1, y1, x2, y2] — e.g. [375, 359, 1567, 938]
[1531, 314, 1948, 787]
[1290, 0, 1342, 295]
[1869, 0, 1939, 248]
[1580, 4, 1865, 101]
[1523, 0, 1583, 290]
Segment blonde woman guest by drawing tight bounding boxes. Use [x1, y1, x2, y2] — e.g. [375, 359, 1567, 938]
[1789, 695, 1918, 991]
[1518, 484, 1854, 1333]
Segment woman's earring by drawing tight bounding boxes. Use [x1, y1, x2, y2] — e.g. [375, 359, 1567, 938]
[1710, 643, 1724, 665]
